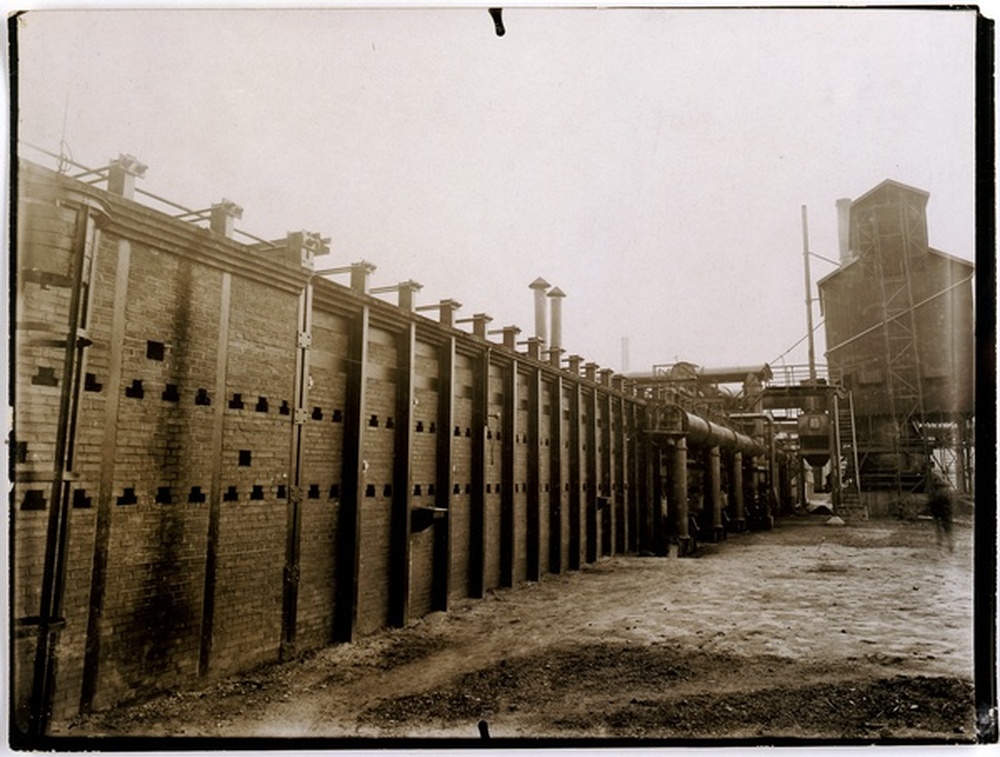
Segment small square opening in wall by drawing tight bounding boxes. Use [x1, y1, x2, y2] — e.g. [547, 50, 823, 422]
[312, 407, 324, 421]
[453, 483, 461, 495]
[146, 341, 165, 361]
[229, 393, 244, 410]
[486, 484, 492, 494]
[15, 441, 28, 464]
[117, 488, 138, 506]
[465, 427, 472, 437]
[385, 416, 394, 429]
[332, 409, 343, 423]
[195, 388, 211, 406]
[365, 484, 376, 497]
[454, 426, 461, 437]
[84, 373, 103, 392]
[369, 414, 379, 428]
[72, 489, 92, 509]
[188, 486, 206, 503]
[256, 396, 269, 413]
[428, 421, 436, 433]
[155, 487, 172, 504]
[413, 484, 422, 496]
[250, 485, 265, 501]
[276, 484, 287, 499]
[162, 384, 180, 402]
[329, 483, 340, 499]
[279, 400, 291, 416]
[416, 420, 424, 433]
[21, 490, 46, 511]
[223, 486, 239, 502]
[125, 379, 144, 399]
[308, 484, 320, 499]
[32, 366, 59, 387]
[238, 450, 252, 466]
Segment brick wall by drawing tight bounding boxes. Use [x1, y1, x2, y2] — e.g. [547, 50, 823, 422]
[13, 161, 651, 731]
[356, 325, 397, 635]
[295, 309, 348, 649]
[484, 365, 505, 589]
[408, 339, 440, 618]
[448, 353, 474, 600]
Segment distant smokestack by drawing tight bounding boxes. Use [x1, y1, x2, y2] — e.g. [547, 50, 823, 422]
[547, 287, 565, 352]
[836, 198, 852, 264]
[529, 277, 550, 346]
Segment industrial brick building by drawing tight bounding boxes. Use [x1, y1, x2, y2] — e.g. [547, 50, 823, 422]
[11, 151, 974, 737]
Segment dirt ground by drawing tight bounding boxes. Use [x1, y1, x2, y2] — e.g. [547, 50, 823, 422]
[66, 513, 978, 744]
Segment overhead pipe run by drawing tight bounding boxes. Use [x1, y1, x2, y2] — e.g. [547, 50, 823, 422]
[654, 404, 765, 457]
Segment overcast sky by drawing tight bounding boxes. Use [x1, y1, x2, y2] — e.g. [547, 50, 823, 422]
[14, 6, 977, 377]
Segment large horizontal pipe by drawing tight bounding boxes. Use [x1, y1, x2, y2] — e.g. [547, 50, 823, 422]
[626, 363, 772, 385]
[657, 404, 765, 456]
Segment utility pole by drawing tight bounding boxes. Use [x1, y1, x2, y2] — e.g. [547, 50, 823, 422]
[801, 205, 816, 382]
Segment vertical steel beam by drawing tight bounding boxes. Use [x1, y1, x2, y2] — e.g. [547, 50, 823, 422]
[389, 322, 415, 626]
[636, 407, 652, 554]
[585, 386, 599, 563]
[80, 238, 130, 713]
[500, 358, 517, 587]
[526, 366, 541, 581]
[548, 375, 563, 574]
[196, 270, 232, 663]
[732, 451, 745, 532]
[435, 337, 455, 605]
[567, 379, 582, 570]
[671, 437, 691, 555]
[334, 306, 369, 643]
[708, 446, 724, 541]
[279, 277, 311, 661]
[651, 447, 667, 556]
[614, 394, 628, 553]
[600, 390, 614, 556]
[626, 397, 639, 553]
[467, 344, 488, 599]
[29, 204, 95, 735]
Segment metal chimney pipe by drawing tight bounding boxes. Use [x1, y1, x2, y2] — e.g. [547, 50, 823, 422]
[836, 198, 852, 264]
[547, 286, 565, 352]
[529, 277, 551, 346]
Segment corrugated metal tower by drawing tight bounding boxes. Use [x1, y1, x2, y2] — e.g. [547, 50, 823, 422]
[818, 180, 975, 514]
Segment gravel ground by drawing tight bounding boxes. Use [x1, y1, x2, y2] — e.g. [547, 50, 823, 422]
[65, 513, 979, 745]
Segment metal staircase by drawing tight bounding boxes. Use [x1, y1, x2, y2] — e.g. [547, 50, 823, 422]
[833, 390, 867, 520]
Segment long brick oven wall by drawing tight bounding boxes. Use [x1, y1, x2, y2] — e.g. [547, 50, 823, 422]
[12, 159, 672, 732]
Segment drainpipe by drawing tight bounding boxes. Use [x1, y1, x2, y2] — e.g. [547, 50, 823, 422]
[28, 196, 108, 736]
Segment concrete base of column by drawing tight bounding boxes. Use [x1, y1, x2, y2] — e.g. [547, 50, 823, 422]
[731, 518, 747, 533]
[710, 525, 726, 542]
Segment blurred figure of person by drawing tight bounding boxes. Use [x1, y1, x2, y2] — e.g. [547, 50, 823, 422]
[927, 475, 954, 553]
